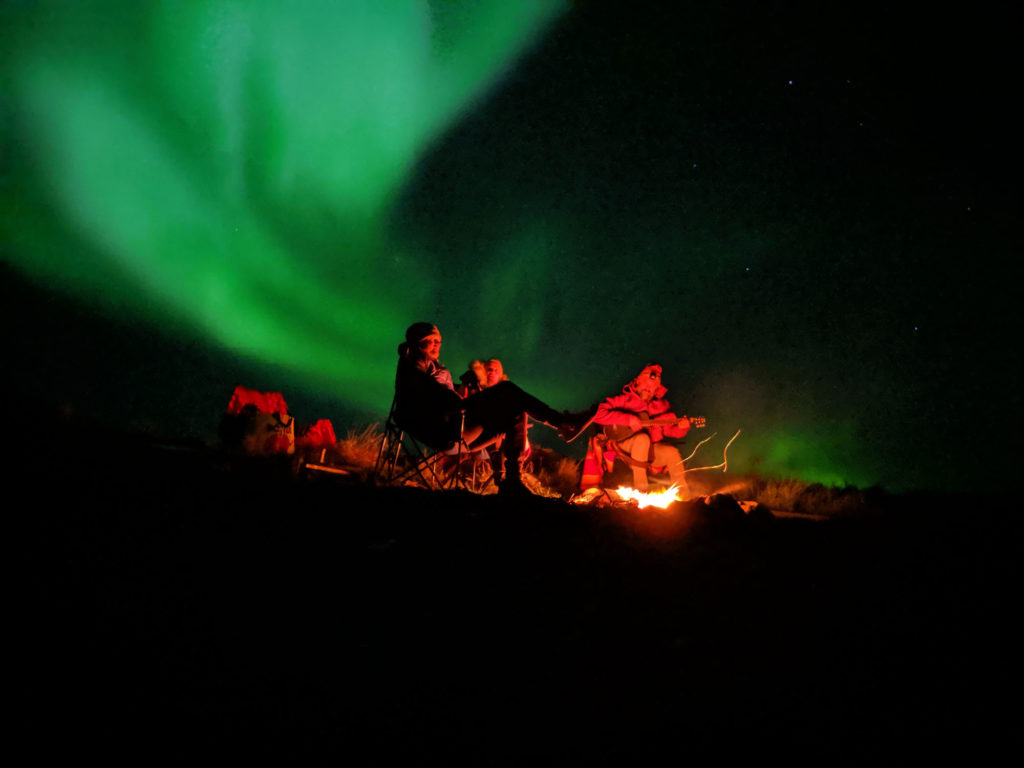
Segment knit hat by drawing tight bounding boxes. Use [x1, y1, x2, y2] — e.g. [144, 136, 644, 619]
[405, 322, 439, 345]
[626, 363, 663, 396]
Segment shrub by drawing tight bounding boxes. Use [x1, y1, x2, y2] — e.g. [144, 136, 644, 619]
[333, 423, 384, 469]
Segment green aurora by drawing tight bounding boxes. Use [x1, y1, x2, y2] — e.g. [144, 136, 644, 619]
[3, 1, 1016, 492]
[3, 0, 563, 402]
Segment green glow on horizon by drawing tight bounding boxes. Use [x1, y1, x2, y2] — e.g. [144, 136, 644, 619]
[758, 427, 869, 488]
[1, 0, 564, 412]
[691, 372, 881, 490]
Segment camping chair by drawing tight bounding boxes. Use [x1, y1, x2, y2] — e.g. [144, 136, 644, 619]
[374, 398, 495, 493]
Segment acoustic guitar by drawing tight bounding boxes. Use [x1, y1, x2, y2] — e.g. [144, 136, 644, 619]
[603, 412, 706, 442]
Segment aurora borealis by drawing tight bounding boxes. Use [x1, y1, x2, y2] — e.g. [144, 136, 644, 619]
[3, 1, 563, 397]
[3, 1, 1018, 492]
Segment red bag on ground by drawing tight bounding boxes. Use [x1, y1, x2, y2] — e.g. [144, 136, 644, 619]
[225, 385, 289, 416]
[220, 385, 294, 455]
[296, 419, 337, 450]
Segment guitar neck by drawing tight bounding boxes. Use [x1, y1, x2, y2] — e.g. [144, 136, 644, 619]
[638, 415, 706, 429]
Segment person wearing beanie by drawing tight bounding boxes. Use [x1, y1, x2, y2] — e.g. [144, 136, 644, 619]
[591, 364, 692, 495]
[393, 322, 590, 497]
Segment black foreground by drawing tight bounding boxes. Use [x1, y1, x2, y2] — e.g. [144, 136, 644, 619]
[14, 420, 1018, 764]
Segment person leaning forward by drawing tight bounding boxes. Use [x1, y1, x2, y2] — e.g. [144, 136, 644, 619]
[393, 322, 589, 497]
[591, 363, 691, 495]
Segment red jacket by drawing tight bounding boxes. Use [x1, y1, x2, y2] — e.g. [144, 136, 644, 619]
[593, 385, 689, 443]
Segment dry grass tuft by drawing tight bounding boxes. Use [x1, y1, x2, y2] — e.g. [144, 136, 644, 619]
[704, 475, 880, 517]
[527, 446, 582, 499]
[332, 423, 383, 469]
[520, 471, 563, 499]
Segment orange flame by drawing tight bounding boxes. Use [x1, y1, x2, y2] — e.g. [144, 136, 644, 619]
[613, 485, 683, 509]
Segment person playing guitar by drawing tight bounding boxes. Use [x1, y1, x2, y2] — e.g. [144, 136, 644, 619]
[590, 363, 696, 495]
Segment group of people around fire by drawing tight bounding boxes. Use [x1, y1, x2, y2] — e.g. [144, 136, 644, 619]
[393, 322, 694, 499]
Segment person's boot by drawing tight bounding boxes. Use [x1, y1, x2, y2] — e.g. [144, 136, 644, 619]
[668, 467, 690, 500]
[497, 462, 533, 498]
[488, 450, 505, 490]
[498, 412, 533, 498]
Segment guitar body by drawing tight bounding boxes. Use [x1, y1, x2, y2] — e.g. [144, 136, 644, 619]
[602, 412, 706, 442]
[603, 411, 650, 442]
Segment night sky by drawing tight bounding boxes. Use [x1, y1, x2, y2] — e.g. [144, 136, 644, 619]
[3, 1, 1019, 493]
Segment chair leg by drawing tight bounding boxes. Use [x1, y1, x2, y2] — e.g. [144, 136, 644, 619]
[373, 404, 496, 494]
[374, 424, 405, 486]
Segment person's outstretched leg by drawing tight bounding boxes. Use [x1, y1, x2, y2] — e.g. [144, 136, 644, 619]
[464, 381, 589, 442]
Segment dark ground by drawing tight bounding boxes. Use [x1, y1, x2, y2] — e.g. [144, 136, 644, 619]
[13, 417, 1019, 764]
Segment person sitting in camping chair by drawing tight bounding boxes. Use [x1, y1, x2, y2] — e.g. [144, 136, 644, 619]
[480, 357, 532, 475]
[457, 360, 487, 398]
[589, 364, 692, 495]
[393, 322, 589, 497]
[483, 358, 509, 388]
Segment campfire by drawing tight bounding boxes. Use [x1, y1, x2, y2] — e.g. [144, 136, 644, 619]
[571, 484, 685, 509]
[613, 484, 683, 509]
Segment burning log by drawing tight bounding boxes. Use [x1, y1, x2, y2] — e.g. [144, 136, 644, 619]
[612, 484, 684, 509]
[571, 484, 684, 509]
[570, 484, 769, 519]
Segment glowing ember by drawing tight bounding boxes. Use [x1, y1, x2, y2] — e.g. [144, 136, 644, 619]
[614, 485, 683, 509]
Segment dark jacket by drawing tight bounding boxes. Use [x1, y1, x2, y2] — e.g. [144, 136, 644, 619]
[394, 357, 462, 449]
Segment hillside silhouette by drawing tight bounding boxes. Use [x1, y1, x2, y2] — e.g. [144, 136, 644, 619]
[14, 415, 1017, 763]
